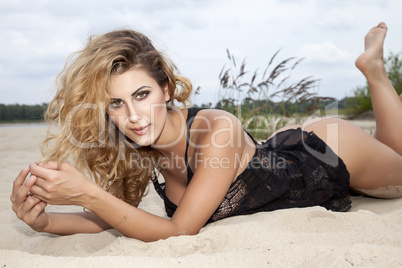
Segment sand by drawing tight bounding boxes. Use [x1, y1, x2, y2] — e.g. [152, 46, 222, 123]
[1, 124, 401, 267]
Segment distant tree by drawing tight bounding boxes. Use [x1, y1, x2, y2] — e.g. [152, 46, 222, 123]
[0, 103, 47, 122]
[386, 51, 402, 94]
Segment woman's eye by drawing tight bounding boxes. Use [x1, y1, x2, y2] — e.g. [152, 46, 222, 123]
[109, 99, 124, 110]
[135, 91, 149, 100]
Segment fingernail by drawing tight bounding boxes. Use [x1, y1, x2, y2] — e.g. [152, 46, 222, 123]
[28, 175, 36, 183]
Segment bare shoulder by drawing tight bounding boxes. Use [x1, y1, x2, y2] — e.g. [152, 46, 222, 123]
[189, 108, 246, 150]
[191, 108, 241, 131]
[172, 109, 249, 233]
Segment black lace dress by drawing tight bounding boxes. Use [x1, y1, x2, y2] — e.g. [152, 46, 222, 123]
[153, 108, 351, 223]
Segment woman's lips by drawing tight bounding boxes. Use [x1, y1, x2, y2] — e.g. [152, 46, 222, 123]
[130, 124, 150, 136]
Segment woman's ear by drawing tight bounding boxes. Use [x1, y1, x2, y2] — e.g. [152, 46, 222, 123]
[163, 84, 171, 102]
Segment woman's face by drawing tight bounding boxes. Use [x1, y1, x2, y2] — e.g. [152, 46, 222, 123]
[108, 68, 170, 147]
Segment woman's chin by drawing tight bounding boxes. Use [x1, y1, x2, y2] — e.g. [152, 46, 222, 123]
[120, 133, 151, 148]
[129, 138, 154, 148]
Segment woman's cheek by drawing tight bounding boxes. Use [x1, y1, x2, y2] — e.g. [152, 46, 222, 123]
[109, 113, 126, 134]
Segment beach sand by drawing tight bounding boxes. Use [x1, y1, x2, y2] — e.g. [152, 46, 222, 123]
[1, 124, 401, 267]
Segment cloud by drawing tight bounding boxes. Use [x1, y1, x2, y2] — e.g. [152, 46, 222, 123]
[0, 0, 401, 105]
[299, 42, 355, 64]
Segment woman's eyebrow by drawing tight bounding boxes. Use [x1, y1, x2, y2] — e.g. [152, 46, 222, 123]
[110, 86, 151, 101]
[131, 86, 151, 96]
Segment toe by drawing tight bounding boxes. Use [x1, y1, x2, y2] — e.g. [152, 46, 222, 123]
[377, 22, 388, 30]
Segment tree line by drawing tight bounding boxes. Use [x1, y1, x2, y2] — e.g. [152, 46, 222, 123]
[0, 103, 47, 122]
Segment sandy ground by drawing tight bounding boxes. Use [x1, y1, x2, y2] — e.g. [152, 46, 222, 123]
[1, 122, 401, 267]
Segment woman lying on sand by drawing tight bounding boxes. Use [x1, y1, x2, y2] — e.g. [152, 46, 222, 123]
[11, 22, 402, 242]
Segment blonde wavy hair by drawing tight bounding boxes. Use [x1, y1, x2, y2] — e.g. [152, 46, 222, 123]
[42, 29, 192, 206]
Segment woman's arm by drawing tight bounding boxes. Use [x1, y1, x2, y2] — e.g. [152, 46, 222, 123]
[28, 162, 183, 241]
[28, 111, 248, 241]
[44, 212, 110, 235]
[84, 187, 184, 242]
[170, 111, 247, 234]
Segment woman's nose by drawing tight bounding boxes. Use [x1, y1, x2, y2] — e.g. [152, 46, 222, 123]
[127, 104, 142, 123]
[129, 113, 142, 123]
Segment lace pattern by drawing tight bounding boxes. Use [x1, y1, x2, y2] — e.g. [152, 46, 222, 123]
[153, 108, 351, 223]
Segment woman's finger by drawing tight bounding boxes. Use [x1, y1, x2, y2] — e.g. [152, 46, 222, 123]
[39, 161, 60, 170]
[20, 195, 43, 217]
[22, 197, 47, 227]
[29, 183, 51, 202]
[12, 175, 37, 208]
[14, 189, 40, 219]
[33, 176, 48, 190]
[29, 162, 58, 182]
[10, 166, 30, 202]
[28, 201, 47, 219]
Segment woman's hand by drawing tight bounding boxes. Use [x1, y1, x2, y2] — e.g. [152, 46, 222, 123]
[29, 161, 98, 206]
[11, 166, 49, 232]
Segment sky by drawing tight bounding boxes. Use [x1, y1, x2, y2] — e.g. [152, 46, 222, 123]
[0, 0, 401, 106]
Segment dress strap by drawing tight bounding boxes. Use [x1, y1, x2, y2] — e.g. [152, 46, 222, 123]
[152, 107, 204, 212]
[184, 107, 204, 184]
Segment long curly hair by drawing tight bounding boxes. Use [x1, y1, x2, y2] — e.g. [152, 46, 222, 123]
[41, 29, 192, 206]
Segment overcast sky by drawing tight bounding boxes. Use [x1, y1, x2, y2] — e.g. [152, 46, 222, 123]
[1, 0, 401, 106]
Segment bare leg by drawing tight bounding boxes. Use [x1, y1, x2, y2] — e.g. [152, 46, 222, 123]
[301, 23, 402, 198]
[273, 23, 402, 198]
[355, 22, 402, 155]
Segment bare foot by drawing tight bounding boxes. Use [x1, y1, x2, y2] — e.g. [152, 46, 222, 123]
[355, 22, 388, 77]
